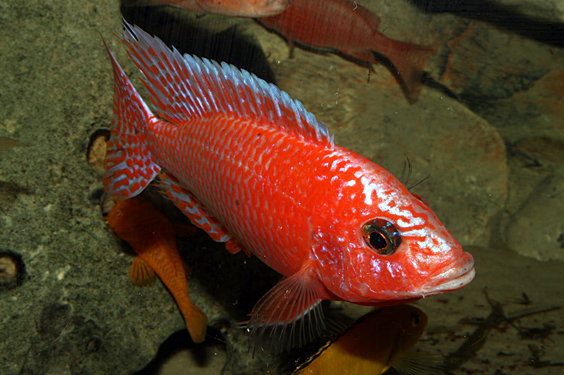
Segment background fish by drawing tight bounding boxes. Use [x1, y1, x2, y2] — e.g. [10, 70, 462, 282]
[256, 0, 434, 101]
[294, 305, 438, 374]
[102, 22, 474, 351]
[104, 194, 206, 343]
[124, 0, 289, 17]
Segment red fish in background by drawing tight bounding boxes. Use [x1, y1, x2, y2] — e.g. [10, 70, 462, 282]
[104, 194, 207, 343]
[102, 22, 473, 352]
[256, 0, 434, 101]
[124, 0, 289, 17]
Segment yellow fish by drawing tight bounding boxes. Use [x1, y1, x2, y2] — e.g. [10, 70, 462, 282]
[295, 304, 436, 375]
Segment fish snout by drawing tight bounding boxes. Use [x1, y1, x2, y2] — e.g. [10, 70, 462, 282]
[419, 252, 475, 295]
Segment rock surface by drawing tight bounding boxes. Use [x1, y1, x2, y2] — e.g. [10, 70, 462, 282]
[506, 168, 564, 261]
[0, 0, 215, 373]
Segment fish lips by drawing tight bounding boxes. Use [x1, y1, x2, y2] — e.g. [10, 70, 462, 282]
[420, 253, 475, 295]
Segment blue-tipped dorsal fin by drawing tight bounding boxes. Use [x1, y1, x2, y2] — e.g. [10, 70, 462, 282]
[120, 21, 334, 147]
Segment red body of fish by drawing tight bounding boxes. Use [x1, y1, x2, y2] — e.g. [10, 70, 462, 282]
[105, 195, 207, 343]
[102, 22, 474, 351]
[257, 0, 433, 100]
[125, 0, 289, 17]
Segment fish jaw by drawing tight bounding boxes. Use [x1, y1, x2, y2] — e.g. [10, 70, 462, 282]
[418, 252, 475, 295]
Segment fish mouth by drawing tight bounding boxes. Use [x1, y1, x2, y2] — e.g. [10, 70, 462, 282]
[420, 253, 475, 295]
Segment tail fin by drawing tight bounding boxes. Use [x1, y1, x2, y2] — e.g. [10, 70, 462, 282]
[382, 40, 433, 102]
[349, 38, 433, 102]
[101, 37, 161, 199]
[182, 301, 208, 343]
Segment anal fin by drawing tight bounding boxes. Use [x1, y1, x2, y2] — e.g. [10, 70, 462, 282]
[130, 256, 157, 286]
[157, 172, 248, 255]
[173, 223, 198, 238]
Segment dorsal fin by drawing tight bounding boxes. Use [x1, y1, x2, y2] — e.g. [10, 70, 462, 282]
[120, 21, 334, 147]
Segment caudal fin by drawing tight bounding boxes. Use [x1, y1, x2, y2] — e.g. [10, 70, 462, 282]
[349, 38, 433, 102]
[183, 302, 208, 343]
[383, 40, 433, 102]
[366, 37, 433, 102]
[101, 37, 161, 199]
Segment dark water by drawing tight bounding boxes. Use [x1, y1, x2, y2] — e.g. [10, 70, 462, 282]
[0, 0, 563, 374]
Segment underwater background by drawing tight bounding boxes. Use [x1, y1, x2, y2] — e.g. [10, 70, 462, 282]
[0, 0, 563, 374]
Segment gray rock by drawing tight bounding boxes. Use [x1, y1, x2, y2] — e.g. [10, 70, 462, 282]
[0, 0, 214, 373]
[492, 0, 564, 23]
[506, 168, 564, 261]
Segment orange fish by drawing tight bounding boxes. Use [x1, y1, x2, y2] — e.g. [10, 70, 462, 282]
[124, 0, 289, 17]
[294, 305, 435, 374]
[257, 0, 434, 101]
[104, 194, 207, 343]
[102, 22, 474, 351]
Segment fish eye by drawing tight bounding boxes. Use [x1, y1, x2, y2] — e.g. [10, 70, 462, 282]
[411, 313, 421, 326]
[361, 219, 401, 255]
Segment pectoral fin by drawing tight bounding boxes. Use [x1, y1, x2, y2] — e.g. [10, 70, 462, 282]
[392, 351, 444, 375]
[246, 260, 325, 353]
[173, 223, 198, 238]
[130, 256, 157, 286]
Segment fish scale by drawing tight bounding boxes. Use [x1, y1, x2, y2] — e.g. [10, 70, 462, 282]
[153, 117, 315, 269]
[103, 22, 474, 351]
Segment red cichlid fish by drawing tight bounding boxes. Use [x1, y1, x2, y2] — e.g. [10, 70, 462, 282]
[102, 22, 474, 351]
[124, 0, 289, 17]
[256, 0, 434, 101]
[104, 194, 207, 343]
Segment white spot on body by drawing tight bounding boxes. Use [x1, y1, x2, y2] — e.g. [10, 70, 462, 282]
[360, 176, 378, 205]
[330, 159, 341, 171]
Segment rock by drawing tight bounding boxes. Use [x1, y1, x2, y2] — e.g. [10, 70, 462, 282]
[435, 19, 555, 102]
[478, 68, 564, 252]
[506, 168, 564, 261]
[0, 0, 219, 373]
[492, 0, 564, 23]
